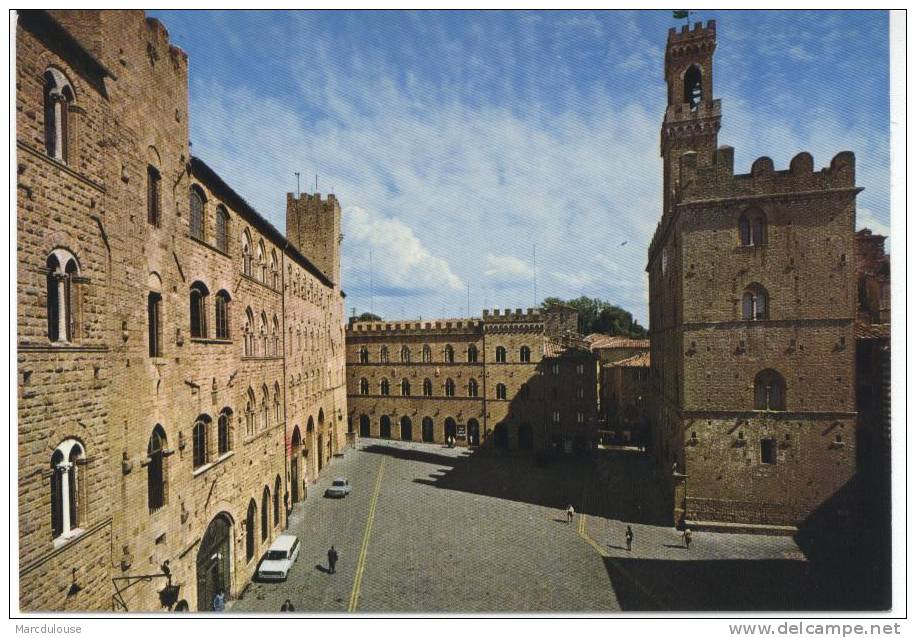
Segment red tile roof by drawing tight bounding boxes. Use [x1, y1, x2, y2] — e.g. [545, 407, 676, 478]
[606, 352, 651, 367]
[587, 334, 650, 350]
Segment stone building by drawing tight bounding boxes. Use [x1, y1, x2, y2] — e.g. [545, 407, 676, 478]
[345, 305, 598, 453]
[16, 10, 347, 612]
[600, 352, 651, 446]
[646, 21, 860, 528]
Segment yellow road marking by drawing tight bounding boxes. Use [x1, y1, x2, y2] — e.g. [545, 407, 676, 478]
[347, 457, 385, 612]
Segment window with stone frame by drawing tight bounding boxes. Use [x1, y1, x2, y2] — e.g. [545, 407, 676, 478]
[401, 378, 411, 396]
[242, 230, 253, 276]
[43, 68, 74, 163]
[760, 438, 777, 465]
[739, 209, 767, 247]
[189, 282, 209, 338]
[467, 345, 478, 363]
[189, 186, 206, 241]
[218, 408, 232, 455]
[245, 389, 256, 437]
[496, 383, 507, 400]
[192, 418, 208, 469]
[215, 205, 230, 253]
[359, 347, 369, 363]
[423, 378, 433, 397]
[214, 290, 231, 339]
[444, 345, 455, 363]
[246, 500, 256, 561]
[148, 291, 162, 356]
[380, 346, 389, 363]
[445, 378, 455, 397]
[468, 378, 479, 397]
[261, 486, 270, 542]
[519, 346, 531, 363]
[495, 346, 507, 363]
[380, 378, 390, 396]
[359, 378, 369, 395]
[147, 165, 161, 227]
[147, 426, 167, 512]
[50, 438, 85, 541]
[742, 284, 769, 321]
[519, 383, 530, 400]
[46, 249, 81, 343]
[400, 345, 411, 363]
[422, 345, 432, 362]
[754, 369, 786, 411]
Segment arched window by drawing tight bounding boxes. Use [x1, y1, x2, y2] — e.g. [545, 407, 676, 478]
[43, 68, 74, 163]
[214, 291, 230, 339]
[218, 408, 232, 455]
[189, 186, 206, 241]
[242, 230, 253, 277]
[445, 378, 455, 397]
[684, 64, 702, 111]
[147, 426, 167, 512]
[401, 378, 411, 396]
[271, 251, 280, 290]
[359, 378, 369, 395]
[274, 382, 282, 424]
[260, 385, 270, 430]
[244, 307, 255, 356]
[496, 383, 507, 400]
[400, 345, 410, 363]
[742, 284, 769, 321]
[380, 346, 389, 363]
[754, 369, 787, 411]
[261, 486, 270, 542]
[189, 282, 209, 338]
[444, 345, 455, 363]
[46, 249, 80, 343]
[422, 345, 432, 362]
[359, 347, 369, 364]
[272, 316, 280, 355]
[245, 499, 256, 562]
[520, 346, 531, 363]
[495, 346, 507, 363]
[50, 438, 84, 540]
[273, 475, 281, 527]
[257, 240, 267, 283]
[215, 205, 229, 253]
[259, 312, 268, 355]
[423, 378, 433, 397]
[739, 210, 767, 247]
[192, 417, 209, 468]
[380, 378, 390, 396]
[245, 388, 256, 437]
[467, 345, 478, 363]
[468, 378, 479, 397]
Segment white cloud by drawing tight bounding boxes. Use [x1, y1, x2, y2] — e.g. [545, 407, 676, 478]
[484, 254, 534, 286]
[343, 206, 464, 295]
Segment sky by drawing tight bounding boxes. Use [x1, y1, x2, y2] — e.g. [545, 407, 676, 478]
[148, 9, 891, 326]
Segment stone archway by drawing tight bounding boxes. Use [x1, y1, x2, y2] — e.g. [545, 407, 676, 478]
[290, 426, 302, 503]
[422, 417, 434, 443]
[467, 419, 480, 446]
[359, 414, 370, 438]
[380, 415, 392, 439]
[400, 416, 413, 441]
[196, 513, 233, 611]
[444, 417, 457, 442]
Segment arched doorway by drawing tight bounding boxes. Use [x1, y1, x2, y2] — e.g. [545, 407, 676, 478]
[422, 417, 434, 443]
[518, 423, 534, 450]
[467, 419, 480, 446]
[493, 423, 509, 449]
[359, 414, 370, 438]
[306, 417, 315, 480]
[400, 416, 413, 441]
[196, 513, 232, 611]
[317, 433, 324, 472]
[290, 426, 302, 503]
[444, 417, 457, 442]
[380, 415, 391, 439]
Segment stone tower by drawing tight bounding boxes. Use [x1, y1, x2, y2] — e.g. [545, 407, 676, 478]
[661, 20, 721, 216]
[286, 192, 342, 285]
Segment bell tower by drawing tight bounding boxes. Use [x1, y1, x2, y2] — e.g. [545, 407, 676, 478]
[661, 20, 721, 215]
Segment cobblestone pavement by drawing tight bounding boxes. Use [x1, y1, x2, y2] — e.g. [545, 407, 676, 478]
[232, 441, 814, 613]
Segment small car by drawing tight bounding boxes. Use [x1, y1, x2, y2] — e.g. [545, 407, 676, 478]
[256, 534, 300, 581]
[324, 477, 352, 498]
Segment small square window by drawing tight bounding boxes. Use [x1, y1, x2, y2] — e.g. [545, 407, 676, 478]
[760, 438, 777, 465]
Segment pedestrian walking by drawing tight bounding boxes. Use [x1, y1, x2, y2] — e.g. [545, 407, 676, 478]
[566, 504, 575, 524]
[280, 599, 295, 612]
[683, 528, 692, 550]
[328, 545, 339, 573]
[212, 589, 225, 612]
[625, 525, 634, 551]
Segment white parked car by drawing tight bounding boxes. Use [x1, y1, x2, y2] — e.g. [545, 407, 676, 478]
[256, 534, 300, 581]
[325, 477, 352, 498]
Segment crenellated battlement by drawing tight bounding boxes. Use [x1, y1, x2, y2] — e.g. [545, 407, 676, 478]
[287, 191, 342, 285]
[481, 307, 542, 322]
[667, 20, 717, 45]
[346, 318, 483, 336]
[144, 15, 188, 66]
[678, 148, 858, 204]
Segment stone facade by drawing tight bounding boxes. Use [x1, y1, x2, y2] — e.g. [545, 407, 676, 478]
[345, 306, 598, 453]
[600, 352, 651, 446]
[646, 21, 859, 528]
[16, 10, 347, 611]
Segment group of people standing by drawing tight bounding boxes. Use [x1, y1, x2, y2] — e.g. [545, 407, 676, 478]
[563, 505, 693, 553]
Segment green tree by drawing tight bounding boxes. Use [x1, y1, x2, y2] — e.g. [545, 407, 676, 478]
[355, 312, 382, 322]
[541, 296, 646, 338]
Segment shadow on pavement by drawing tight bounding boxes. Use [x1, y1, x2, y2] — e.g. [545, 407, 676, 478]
[361, 443, 671, 526]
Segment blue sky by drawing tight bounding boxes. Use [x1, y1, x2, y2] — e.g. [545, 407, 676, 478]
[149, 9, 890, 325]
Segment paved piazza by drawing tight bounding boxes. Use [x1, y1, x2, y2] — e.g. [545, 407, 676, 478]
[232, 440, 824, 613]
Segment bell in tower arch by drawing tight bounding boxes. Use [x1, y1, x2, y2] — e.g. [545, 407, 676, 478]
[684, 65, 703, 110]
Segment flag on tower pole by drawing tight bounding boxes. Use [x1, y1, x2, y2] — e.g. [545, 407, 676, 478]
[673, 10, 690, 20]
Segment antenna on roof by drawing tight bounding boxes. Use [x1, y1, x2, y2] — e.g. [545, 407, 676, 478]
[369, 248, 374, 316]
[467, 282, 470, 317]
[315, 174, 318, 194]
[294, 172, 300, 198]
[533, 244, 538, 307]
